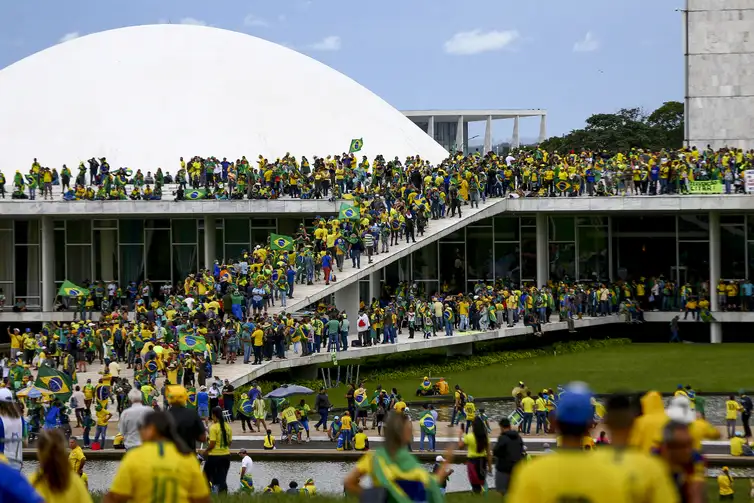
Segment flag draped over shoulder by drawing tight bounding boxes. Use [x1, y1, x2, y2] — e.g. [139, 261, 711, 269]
[35, 365, 73, 402]
[339, 203, 360, 221]
[349, 138, 363, 153]
[270, 233, 294, 252]
[57, 280, 89, 298]
[187, 387, 197, 409]
[179, 332, 207, 352]
[185, 188, 207, 200]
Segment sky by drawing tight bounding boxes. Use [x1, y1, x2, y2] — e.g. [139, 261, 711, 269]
[0, 0, 685, 143]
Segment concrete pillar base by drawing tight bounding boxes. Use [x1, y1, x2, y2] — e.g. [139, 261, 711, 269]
[335, 282, 360, 335]
[446, 342, 473, 357]
[710, 322, 723, 344]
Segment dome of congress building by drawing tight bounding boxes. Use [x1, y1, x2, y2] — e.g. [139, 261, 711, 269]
[0, 24, 449, 170]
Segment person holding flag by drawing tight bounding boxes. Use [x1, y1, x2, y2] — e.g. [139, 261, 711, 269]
[419, 403, 437, 452]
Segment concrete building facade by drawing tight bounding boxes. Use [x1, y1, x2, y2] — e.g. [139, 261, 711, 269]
[686, 0, 754, 149]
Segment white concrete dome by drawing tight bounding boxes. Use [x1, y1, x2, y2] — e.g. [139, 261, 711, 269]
[0, 25, 448, 172]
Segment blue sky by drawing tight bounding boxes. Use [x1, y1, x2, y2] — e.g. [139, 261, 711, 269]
[0, 0, 685, 142]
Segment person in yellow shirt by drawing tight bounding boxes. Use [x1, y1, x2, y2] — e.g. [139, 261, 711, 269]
[508, 383, 634, 503]
[717, 466, 734, 500]
[629, 391, 668, 454]
[68, 437, 86, 475]
[252, 328, 264, 365]
[30, 430, 93, 503]
[729, 433, 750, 456]
[353, 427, 369, 451]
[201, 407, 233, 493]
[107, 410, 211, 503]
[534, 392, 548, 434]
[463, 397, 476, 433]
[520, 391, 535, 434]
[725, 394, 743, 438]
[458, 299, 470, 332]
[689, 411, 720, 450]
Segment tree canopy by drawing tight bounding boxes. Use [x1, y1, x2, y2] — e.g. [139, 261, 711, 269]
[540, 101, 684, 153]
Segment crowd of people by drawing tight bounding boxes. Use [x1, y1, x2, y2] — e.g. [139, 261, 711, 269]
[2, 145, 754, 202]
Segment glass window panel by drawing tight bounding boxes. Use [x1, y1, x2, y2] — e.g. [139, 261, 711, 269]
[224, 244, 248, 263]
[250, 228, 270, 249]
[616, 216, 675, 233]
[214, 227, 224, 264]
[54, 220, 64, 230]
[494, 242, 520, 284]
[549, 243, 575, 282]
[277, 218, 301, 237]
[251, 218, 277, 229]
[440, 229, 465, 242]
[413, 280, 440, 298]
[521, 217, 536, 227]
[224, 218, 250, 243]
[616, 237, 676, 280]
[15, 220, 40, 245]
[54, 230, 65, 282]
[494, 217, 520, 241]
[172, 219, 197, 244]
[721, 215, 745, 225]
[93, 219, 118, 229]
[411, 242, 437, 280]
[678, 214, 709, 239]
[384, 257, 410, 286]
[439, 242, 465, 292]
[578, 227, 609, 281]
[94, 229, 118, 281]
[120, 245, 144, 284]
[119, 219, 144, 244]
[145, 230, 171, 281]
[469, 217, 493, 227]
[173, 245, 198, 283]
[466, 227, 493, 280]
[678, 241, 709, 284]
[145, 219, 170, 229]
[577, 216, 605, 226]
[0, 221, 11, 230]
[548, 217, 575, 242]
[521, 226, 537, 282]
[359, 281, 370, 305]
[199, 230, 205, 271]
[65, 220, 90, 245]
[0, 231, 13, 282]
[721, 225, 746, 279]
[14, 245, 40, 299]
[66, 245, 92, 285]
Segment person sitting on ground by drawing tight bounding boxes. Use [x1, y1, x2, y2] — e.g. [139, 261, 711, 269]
[354, 427, 370, 451]
[730, 432, 753, 456]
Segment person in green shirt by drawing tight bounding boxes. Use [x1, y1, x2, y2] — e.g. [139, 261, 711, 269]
[297, 399, 311, 441]
[326, 317, 341, 352]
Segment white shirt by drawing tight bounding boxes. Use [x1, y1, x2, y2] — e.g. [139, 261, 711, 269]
[108, 361, 121, 377]
[208, 387, 220, 399]
[357, 314, 370, 333]
[0, 415, 24, 469]
[241, 455, 253, 475]
[119, 403, 153, 450]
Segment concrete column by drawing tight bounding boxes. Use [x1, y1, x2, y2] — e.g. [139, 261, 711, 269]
[536, 213, 548, 288]
[368, 271, 381, 303]
[204, 216, 216, 271]
[41, 216, 55, 312]
[335, 282, 360, 334]
[455, 115, 464, 153]
[427, 116, 435, 140]
[709, 211, 722, 343]
[512, 116, 520, 149]
[538, 115, 547, 143]
[484, 115, 492, 153]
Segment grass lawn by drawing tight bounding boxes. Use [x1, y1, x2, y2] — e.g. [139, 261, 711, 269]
[321, 343, 753, 407]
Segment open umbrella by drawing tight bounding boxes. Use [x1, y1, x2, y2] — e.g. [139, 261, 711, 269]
[16, 385, 54, 399]
[264, 384, 314, 399]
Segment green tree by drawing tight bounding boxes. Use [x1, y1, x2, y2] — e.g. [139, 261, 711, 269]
[540, 101, 684, 153]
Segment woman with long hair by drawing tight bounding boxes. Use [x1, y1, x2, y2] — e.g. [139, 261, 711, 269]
[201, 406, 232, 493]
[29, 429, 92, 503]
[458, 416, 493, 493]
[345, 411, 449, 503]
[0, 391, 24, 469]
[104, 411, 210, 503]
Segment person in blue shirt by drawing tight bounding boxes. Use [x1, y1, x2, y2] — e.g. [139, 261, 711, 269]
[322, 252, 333, 285]
[197, 386, 210, 422]
[0, 458, 43, 503]
[286, 266, 296, 299]
[743, 280, 754, 311]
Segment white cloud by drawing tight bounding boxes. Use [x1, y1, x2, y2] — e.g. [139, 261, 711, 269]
[59, 32, 80, 44]
[307, 35, 341, 51]
[178, 17, 208, 26]
[243, 14, 268, 27]
[573, 31, 599, 52]
[443, 29, 519, 55]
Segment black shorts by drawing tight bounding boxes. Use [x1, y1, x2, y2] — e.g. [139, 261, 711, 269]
[358, 410, 368, 418]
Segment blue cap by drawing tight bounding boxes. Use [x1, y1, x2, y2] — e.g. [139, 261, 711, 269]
[555, 382, 594, 425]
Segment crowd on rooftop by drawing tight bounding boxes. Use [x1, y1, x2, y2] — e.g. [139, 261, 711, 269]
[2, 145, 754, 201]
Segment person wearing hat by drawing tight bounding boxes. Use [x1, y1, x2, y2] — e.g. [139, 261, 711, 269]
[432, 455, 452, 495]
[166, 385, 206, 452]
[507, 383, 636, 503]
[717, 466, 734, 500]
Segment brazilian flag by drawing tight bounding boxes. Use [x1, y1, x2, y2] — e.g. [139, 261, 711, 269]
[349, 138, 363, 153]
[419, 412, 436, 435]
[339, 203, 360, 221]
[179, 332, 207, 352]
[185, 188, 207, 200]
[270, 233, 294, 252]
[35, 365, 73, 402]
[58, 280, 89, 298]
[187, 387, 197, 409]
[555, 180, 571, 193]
[238, 398, 253, 417]
[354, 389, 369, 409]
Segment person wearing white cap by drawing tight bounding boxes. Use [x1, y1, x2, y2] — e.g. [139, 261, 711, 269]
[0, 388, 24, 469]
[432, 455, 452, 494]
